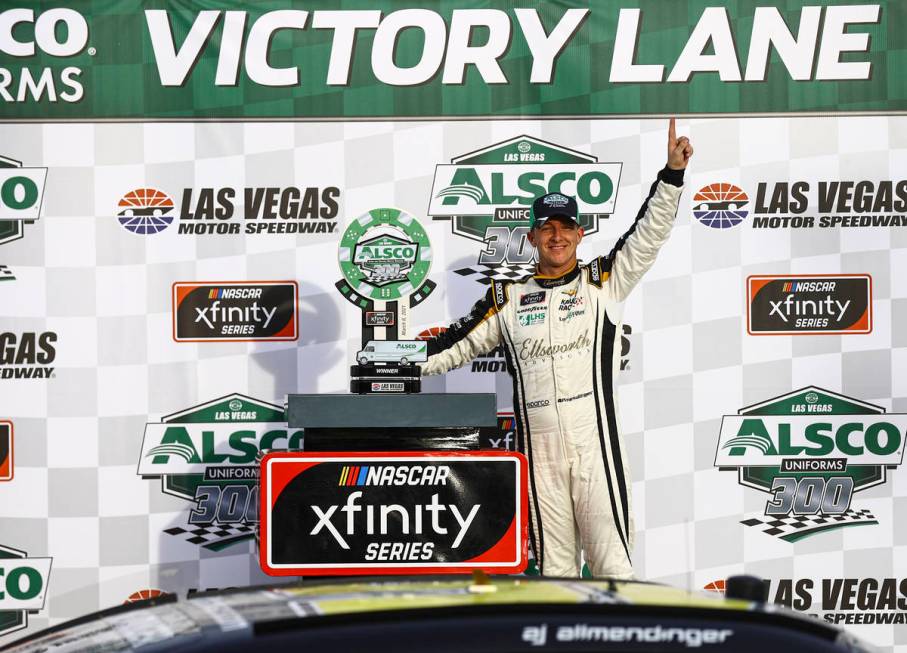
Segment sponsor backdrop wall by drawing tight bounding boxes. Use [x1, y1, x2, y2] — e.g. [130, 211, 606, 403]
[1, 0, 906, 649]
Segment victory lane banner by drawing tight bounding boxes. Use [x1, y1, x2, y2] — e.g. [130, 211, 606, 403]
[172, 281, 298, 342]
[260, 451, 528, 575]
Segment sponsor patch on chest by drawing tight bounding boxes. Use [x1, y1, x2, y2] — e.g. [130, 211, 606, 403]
[519, 291, 546, 306]
[518, 311, 546, 327]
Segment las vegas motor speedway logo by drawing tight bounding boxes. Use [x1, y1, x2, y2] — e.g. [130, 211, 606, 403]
[117, 186, 340, 236]
[714, 387, 907, 542]
[693, 179, 907, 229]
[428, 136, 621, 285]
[137, 394, 303, 551]
[0, 544, 52, 638]
[0, 332, 57, 380]
[706, 577, 907, 626]
[0, 156, 47, 282]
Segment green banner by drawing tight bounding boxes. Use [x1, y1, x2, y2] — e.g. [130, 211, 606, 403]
[0, 0, 903, 119]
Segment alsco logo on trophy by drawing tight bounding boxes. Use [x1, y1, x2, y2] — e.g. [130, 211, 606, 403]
[715, 387, 907, 541]
[428, 136, 621, 284]
[337, 208, 435, 341]
[338, 208, 433, 304]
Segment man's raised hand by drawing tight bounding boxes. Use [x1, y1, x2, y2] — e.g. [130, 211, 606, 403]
[667, 117, 693, 170]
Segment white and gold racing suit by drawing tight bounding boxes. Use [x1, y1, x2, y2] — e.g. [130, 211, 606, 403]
[423, 167, 685, 578]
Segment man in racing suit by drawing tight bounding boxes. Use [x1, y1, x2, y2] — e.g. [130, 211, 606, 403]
[422, 120, 693, 578]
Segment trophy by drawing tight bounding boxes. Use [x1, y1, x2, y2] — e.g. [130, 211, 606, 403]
[336, 208, 436, 394]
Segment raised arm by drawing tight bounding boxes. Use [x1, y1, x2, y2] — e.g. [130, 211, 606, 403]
[422, 283, 504, 376]
[603, 118, 693, 301]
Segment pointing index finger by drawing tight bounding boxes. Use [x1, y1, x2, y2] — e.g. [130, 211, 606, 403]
[668, 117, 676, 145]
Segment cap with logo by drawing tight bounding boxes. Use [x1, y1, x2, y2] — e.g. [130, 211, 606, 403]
[529, 192, 579, 229]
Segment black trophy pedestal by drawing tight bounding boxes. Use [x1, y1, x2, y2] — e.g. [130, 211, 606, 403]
[287, 393, 497, 451]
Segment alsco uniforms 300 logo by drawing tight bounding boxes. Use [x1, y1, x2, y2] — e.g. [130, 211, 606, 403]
[0, 156, 47, 281]
[137, 394, 303, 550]
[714, 387, 907, 541]
[428, 136, 621, 284]
[0, 544, 52, 638]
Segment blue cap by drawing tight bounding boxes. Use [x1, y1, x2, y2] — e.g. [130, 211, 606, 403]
[529, 192, 579, 228]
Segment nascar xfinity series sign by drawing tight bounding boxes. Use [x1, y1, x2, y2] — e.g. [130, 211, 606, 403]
[715, 387, 906, 541]
[260, 452, 528, 575]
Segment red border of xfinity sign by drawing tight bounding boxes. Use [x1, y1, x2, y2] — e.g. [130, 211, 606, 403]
[259, 451, 529, 576]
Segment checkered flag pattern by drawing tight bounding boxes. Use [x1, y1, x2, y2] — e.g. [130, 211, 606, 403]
[364, 264, 405, 285]
[740, 509, 878, 543]
[453, 263, 537, 285]
[0, 265, 14, 281]
[164, 524, 257, 549]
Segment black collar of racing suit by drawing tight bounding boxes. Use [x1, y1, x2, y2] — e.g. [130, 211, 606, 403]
[532, 264, 581, 288]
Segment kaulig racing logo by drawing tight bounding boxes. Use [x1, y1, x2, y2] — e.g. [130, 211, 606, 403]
[428, 136, 621, 284]
[714, 387, 907, 541]
[137, 394, 303, 550]
[0, 544, 52, 638]
[0, 156, 47, 282]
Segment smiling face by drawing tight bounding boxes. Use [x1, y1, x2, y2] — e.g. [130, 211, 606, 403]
[528, 216, 584, 276]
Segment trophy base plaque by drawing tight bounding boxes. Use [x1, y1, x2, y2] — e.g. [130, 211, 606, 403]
[350, 364, 421, 394]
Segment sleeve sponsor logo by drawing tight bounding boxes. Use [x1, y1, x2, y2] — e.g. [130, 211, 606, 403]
[172, 281, 298, 342]
[747, 274, 872, 335]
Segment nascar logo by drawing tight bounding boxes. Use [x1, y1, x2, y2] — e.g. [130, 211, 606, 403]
[338, 464, 451, 486]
